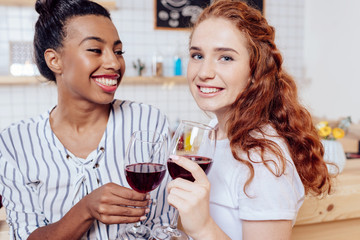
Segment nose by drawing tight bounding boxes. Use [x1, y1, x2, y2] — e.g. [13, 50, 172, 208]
[103, 50, 122, 71]
[198, 59, 215, 81]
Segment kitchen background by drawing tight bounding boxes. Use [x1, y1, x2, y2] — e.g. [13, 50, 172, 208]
[0, 0, 358, 131]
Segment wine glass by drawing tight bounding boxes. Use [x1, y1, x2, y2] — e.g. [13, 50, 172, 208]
[152, 120, 216, 240]
[118, 130, 167, 240]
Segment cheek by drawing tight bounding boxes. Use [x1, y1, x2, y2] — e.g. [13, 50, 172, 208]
[187, 59, 199, 77]
[187, 80, 197, 98]
[120, 58, 126, 75]
[232, 68, 250, 87]
[62, 59, 78, 79]
[65, 55, 90, 73]
[186, 64, 197, 88]
[227, 74, 249, 100]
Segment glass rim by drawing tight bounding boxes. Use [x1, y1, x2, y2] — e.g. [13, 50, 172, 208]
[131, 130, 165, 143]
[180, 120, 215, 131]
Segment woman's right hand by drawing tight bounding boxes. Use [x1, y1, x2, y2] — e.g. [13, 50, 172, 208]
[83, 182, 150, 224]
[167, 156, 213, 238]
[167, 156, 231, 240]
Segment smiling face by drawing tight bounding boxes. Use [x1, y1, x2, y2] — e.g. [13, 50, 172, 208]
[55, 15, 125, 105]
[187, 17, 251, 118]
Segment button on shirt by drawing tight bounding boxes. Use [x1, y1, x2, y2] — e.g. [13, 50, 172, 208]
[0, 100, 173, 240]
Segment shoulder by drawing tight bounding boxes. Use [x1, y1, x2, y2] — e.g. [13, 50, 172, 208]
[112, 99, 163, 113]
[1, 111, 50, 136]
[250, 124, 290, 155]
[244, 125, 295, 174]
[0, 111, 50, 154]
[111, 99, 169, 130]
[251, 124, 280, 140]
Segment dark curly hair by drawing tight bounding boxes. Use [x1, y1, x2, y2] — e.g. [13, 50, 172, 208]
[191, 0, 332, 196]
[34, 0, 111, 82]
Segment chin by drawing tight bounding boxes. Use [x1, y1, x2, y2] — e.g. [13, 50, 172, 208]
[95, 96, 115, 105]
[196, 103, 217, 113]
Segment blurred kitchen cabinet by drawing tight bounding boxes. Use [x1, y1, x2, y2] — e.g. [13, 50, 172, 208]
[0, 0, 116, 9]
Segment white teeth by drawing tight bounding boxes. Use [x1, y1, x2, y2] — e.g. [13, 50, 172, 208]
[200, 87, 220, 93]
[95, 77, 117, 86]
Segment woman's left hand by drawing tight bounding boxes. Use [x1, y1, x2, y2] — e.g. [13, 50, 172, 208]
[167, 155, 212, 238]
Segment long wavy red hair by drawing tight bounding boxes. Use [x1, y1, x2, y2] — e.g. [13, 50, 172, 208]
[191, 0, 332, 196]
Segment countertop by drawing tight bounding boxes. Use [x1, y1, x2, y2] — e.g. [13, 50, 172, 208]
[292, 158, 360, 240]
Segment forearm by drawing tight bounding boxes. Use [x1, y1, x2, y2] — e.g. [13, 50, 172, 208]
[28, 198, 93, 240]
[190, 218, 231, 240]
[242, 220, 292, 240]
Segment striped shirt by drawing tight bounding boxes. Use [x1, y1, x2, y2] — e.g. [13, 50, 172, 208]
[0, 99, 173, 240]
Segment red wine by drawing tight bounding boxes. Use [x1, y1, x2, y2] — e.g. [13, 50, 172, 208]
[167, 155, 213, 182]
[125, 163, 166, 193]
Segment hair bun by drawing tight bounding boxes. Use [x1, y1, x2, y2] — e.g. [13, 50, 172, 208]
[35, 0, 57, 15]
[35, 0, 86, 16]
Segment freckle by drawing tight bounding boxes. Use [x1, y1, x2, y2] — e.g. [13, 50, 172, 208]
[319, 211, 322, 215]
[327, 204, 334, 211]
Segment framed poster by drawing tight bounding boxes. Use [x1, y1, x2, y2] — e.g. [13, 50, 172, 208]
[246, 0, 264, 14]
[154, 0, 264, 30]
[154, 0, 211, 30]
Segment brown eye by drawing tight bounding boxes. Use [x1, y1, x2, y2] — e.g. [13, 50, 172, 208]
[115, 50, 125, 55]
[87, 49, 101, 54]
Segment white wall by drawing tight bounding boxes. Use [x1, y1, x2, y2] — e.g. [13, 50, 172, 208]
[301, 0, 360, 122]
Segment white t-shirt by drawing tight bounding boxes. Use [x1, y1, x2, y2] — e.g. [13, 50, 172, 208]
[207, 119, 305, 239]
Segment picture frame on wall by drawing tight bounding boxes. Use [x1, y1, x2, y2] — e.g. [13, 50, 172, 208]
[154, 0, 264, 30]
[247, 0, 264, 14]
[154, 0, 211, 30]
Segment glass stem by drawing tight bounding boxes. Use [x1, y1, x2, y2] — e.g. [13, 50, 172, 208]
[170, 209, 180, 228]
[133, 221, 141, 231]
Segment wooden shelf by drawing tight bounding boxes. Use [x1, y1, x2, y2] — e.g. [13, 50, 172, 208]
[0, 75, 187, 86]
[0, 0, 117, 9]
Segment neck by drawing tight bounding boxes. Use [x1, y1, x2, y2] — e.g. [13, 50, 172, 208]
[51, 100, 111, 133]
[215, 113, 229, 140]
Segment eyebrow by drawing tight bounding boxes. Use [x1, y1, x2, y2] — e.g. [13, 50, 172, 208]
[189, 46, 239, 54]
[79, 36, 122, 46]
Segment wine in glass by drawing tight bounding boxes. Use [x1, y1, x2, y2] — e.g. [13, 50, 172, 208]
[152, 120, 216, 240]
[118, 130, 167, 240]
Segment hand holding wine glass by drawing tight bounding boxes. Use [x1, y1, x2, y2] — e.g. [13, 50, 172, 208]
[167, 155, 215, 239]
[152, 120, 216, 240]
[117, 130, 167, 240]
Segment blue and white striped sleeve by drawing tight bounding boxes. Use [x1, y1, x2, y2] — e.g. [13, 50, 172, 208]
[0, 151, 46, 240]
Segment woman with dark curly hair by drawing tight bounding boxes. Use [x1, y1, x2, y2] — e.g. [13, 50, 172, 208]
[166, 0, 332, 239]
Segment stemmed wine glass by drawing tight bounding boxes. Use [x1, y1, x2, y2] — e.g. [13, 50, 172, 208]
[118, 130, 167, 240]
[152, 120, 216, 240]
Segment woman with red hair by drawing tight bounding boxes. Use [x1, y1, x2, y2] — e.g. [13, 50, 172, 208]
[166, 0, 332, 239]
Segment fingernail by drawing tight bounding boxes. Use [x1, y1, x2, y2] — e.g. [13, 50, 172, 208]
[170, 155, 179, 160]
[145, 208, 150, 213]
[146, 194, 151, 200]
[140, 216, 147, 221]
